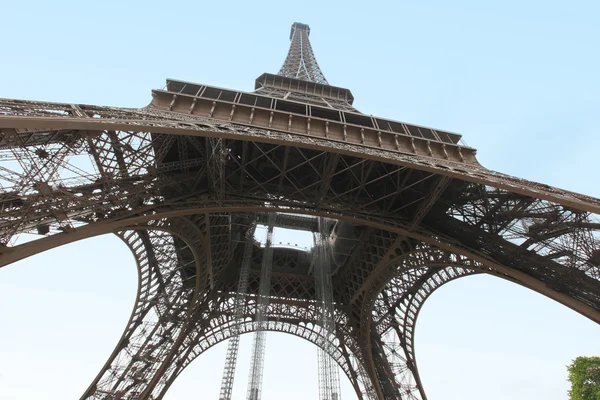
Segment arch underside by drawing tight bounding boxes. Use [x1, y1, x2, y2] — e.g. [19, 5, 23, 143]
[83, 221, 483, 400]
[82, 222, 372, 400]
[0, 99, 599, 399]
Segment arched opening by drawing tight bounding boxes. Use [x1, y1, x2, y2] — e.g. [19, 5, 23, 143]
[415, 274, 600, 400]
[0, 216, 596, 398]
[164, 332, 358, 399]
[0, 234, 137, 400]
[0, 225, 364, 399]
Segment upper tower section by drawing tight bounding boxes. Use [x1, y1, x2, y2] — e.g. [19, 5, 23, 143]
[151, 22, 470, 162]
[255, 23, 355, 111]
[278, 23, 328, 84]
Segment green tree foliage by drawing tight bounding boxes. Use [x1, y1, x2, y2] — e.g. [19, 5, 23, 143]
[568, 357, 600, 400]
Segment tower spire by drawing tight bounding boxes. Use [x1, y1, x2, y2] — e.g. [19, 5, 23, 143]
[278, 22, 328, 84]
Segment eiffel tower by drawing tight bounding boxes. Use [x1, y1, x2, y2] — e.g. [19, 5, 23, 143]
[1, 22, 599, 400]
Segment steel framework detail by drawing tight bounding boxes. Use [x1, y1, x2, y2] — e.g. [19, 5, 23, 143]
[279, 22, 329, 84]
[219, 227, 256, 400]
[247, 215, 276, 400]
[0, 22, 599, 400]
[315, 217, 342, 400]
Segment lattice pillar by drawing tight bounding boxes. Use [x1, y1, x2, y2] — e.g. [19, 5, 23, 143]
[219, 226, 256, 400]
[369, 330, 405, 400]
[81, 229, 189, 399]
[151, 277, 372, 400]
[207, 137, 226, 204]
[364, 266, 476, 400]
[278, 22, 328, 84]
[351, 354, 378, 400]
[315, 217, 342, 400]
[151, 302, 372, 400]
[80, 216, 209, 400]
[247, 214, 276, 400]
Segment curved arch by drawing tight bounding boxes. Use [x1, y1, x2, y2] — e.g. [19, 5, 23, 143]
[0, 114, 598, 400]
[2, 205, 599, 398]
[157, 320, 359, 399]
[355, 245, 483, 399]
[82, 216, 210, 400]
[361, 242, 595, 399]
[151, 285, 370, 399]
[371, 266, 475, 399]
[3, 206, 598, 327]
[353, 236, 586, 398]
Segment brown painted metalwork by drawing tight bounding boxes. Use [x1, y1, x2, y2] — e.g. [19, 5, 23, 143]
[0, 21, 599, 400]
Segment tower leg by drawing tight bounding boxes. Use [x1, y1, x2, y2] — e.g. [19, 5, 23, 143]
[219, 228, 255, 400]
[81, 227, 200, 400]
[365, 266, 474, 399]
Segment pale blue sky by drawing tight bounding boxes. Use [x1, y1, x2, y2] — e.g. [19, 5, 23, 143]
[1, 1, 600, 399]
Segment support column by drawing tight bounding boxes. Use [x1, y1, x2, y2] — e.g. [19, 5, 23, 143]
[315, 216, 342, 400]
[366, 266, 475, 400]
[82, 229, 195, 400]
[218, 226, 256, 400]
[247, 214, 276, 400]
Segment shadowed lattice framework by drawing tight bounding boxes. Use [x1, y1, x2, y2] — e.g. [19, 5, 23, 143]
[1, 22, 600, 400]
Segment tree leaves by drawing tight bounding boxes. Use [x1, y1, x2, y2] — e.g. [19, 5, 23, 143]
[568, 356, 600, 400]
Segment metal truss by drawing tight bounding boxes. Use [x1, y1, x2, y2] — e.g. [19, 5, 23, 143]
[315, 217, 342, 400]
[352, 241, 484, 399]
[78, 219, 485, 400]
[136, 268, 367, 399]
[218, 227, 255, 400]
[1, 100, 598, 238]
[279, 23, 329, 84]
[247, 214, 276, 400]
[82, 217, 207, 399]
[1, 22, 599, 400]
[371, 266, 475, 399]
[443, 184, 600, 285]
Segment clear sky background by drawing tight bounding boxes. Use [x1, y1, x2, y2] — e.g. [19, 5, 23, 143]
[1, 0, 599, 399]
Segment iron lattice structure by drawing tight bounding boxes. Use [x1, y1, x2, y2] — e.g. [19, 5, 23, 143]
[1, 22, 600, 400]
[278, 23, 329, 85]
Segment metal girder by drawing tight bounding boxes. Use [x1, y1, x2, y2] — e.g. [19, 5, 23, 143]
[371, 267, 475, 399]
[1, 22, 600, 400]
[247, 214, 276, 400]
[315, 217, 342, 400]
[218, 227, 255, 400]
[279, 23, 328, 84]
[82, 217, 207, 400]
[356, 245, 489, 400]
